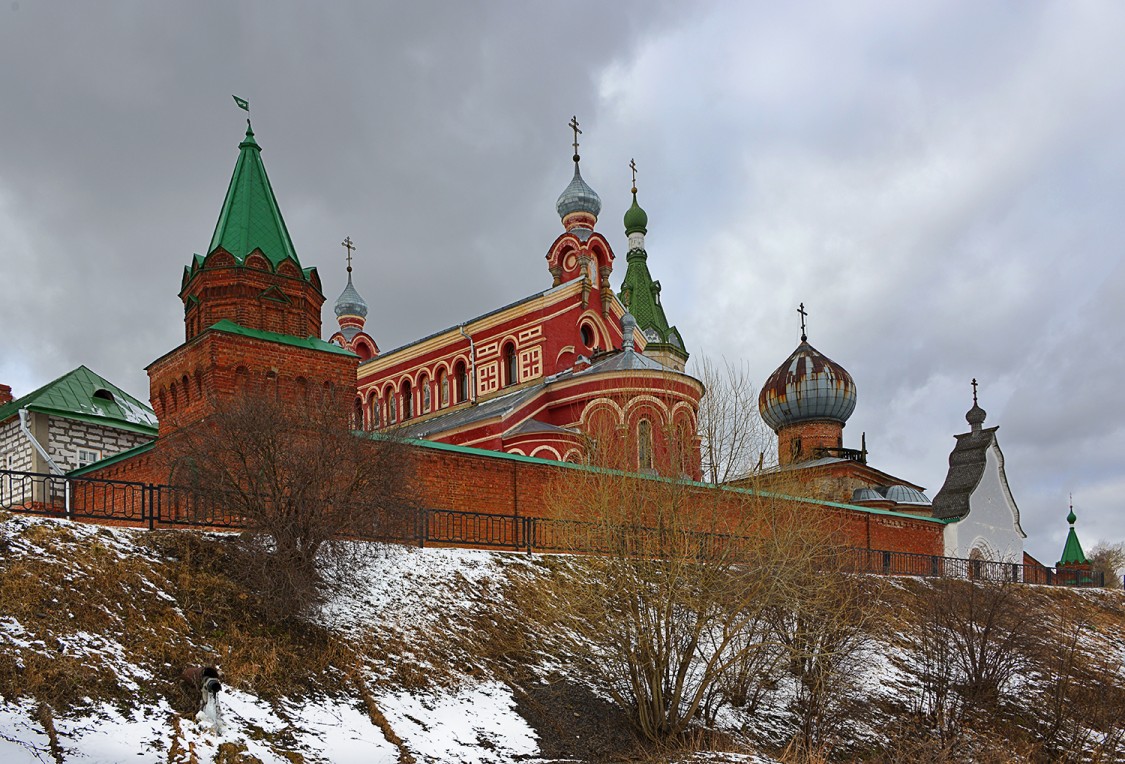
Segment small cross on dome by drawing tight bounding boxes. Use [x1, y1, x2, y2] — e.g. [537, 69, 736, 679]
[341, 236, 356, 273]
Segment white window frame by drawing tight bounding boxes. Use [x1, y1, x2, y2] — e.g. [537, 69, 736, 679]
[76, 447, 102, 468]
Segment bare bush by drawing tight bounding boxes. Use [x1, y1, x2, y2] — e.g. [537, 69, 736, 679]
[163, 391, 413, 619]
[528, 406, 863, 748]
[916, 580, 1039, 728]
[1089, 542, 1125, 589]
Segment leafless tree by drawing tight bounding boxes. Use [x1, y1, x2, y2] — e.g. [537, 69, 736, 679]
[693, 356, 774, 483]
[163, 391, 413, 619]
[1089, 542, 1125, 589]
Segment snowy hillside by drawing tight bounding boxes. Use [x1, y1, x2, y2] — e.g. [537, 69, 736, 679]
[0, 512, 1122, 763]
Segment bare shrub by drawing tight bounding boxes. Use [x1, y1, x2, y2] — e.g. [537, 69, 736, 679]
[1089, 542, 1125, 590]
[528, 405, 860, 748]
[162, 391, 414, 620]
[916, 579, 1039, 728]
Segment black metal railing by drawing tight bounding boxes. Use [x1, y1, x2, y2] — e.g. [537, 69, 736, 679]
[0, 469, 1105, 588]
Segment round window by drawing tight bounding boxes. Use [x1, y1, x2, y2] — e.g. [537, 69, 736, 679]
[580, 324, 594, 347]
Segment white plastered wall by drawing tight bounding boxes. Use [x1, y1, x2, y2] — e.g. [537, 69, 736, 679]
[943, 440, 1026, 562]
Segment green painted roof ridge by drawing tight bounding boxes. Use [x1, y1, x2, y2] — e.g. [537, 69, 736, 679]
[208, 319, 356, 356]
[67, 440, 156, 477]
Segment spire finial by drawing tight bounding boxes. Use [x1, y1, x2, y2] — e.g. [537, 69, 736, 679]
[629, 158, 638, 194]
[341, 236, 356, 275]
[972, 378, 978, 405]
[798, 302, 808, 342]
[1068, 495, 1077, 526]
[569, 115, 582, 164]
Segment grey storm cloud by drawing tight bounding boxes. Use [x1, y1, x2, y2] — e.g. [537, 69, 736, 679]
[1, 1, 1122, 564]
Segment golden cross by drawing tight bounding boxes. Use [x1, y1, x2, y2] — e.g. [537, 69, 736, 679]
[797, 302, 808, 342]
[569, 115, 582, 161]
[629, 158, 638, 192]
[341, 236, 356, 273]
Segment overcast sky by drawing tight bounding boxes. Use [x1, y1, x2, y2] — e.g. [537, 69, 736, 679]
[1, 1, 1122, 564]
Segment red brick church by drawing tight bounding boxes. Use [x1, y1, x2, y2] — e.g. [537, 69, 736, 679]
[47, 116, 1053, 570]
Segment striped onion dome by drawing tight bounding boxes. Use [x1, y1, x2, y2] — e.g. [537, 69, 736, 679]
[759, 341, 857, 431]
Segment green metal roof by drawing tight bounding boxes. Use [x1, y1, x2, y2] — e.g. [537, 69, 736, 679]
[617, 238, 687, 357]
[208, 319, 356, 357]
[0, 366, 158, 436]
[1058, 509, 1089, 566]
[67, 440, 156, 477]
[206, 121, 301, 270]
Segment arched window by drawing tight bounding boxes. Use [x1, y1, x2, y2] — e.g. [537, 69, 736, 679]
[181, 375, 191, 403]
[353, 397, 364, 430]
[439, 369, 449, 408]
[295, 376, 308, 401]
[503, 343, 518, 387]
[266, 371, 279, 399]
[421, 374, 431, 413]
[370, 396, 381, 428]
[455, 361, 468, 403]
[638, 419, 653, 471]
[387, 389, 397, 424]
[402, 379, 413, 420]
[235, 367, 249, 394]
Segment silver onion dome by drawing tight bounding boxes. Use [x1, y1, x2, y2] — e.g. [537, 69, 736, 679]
[555, 163, 602, 222]
[334, 275, 368, 319]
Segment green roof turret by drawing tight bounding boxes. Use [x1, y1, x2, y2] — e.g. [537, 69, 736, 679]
[1058, 499, 1089, 566]
[616, 161, 688, 370]
[207, 120, 301, 270]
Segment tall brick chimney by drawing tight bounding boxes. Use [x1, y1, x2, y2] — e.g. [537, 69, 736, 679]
[0, 384, 12, 405]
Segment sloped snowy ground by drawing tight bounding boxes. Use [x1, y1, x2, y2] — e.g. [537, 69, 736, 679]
[1, 513, 1120, 762]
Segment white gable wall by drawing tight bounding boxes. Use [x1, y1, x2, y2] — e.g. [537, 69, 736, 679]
[943, 441, 1025, 562]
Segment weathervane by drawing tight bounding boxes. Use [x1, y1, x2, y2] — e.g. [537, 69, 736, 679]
[342, 236, 356, 274]
[798, 302, 808, 342]
[629, 158, 638, 193]
[569, 115, 582, 163]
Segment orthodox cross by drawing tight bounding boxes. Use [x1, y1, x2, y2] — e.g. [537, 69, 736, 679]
[342, 236, 356, 274]
[971, 378, 978, 405]
[629, 158, 638, 192]
[569, 115, 582, 162]
[798, 302, 808, 342]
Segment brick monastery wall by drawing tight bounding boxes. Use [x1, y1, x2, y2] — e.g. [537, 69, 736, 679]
[87, 435, 943, 557]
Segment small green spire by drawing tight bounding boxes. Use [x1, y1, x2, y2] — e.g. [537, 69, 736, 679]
[207, 121, 301, 270]
[1058, 500, 1089, 566]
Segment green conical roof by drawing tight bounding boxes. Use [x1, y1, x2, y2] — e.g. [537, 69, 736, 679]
[1058, 508, 1089, 566]
[207, 121, 300, 268]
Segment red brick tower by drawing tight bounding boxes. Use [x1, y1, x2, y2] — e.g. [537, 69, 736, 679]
[147, 121, 358, 434]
